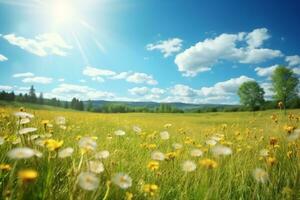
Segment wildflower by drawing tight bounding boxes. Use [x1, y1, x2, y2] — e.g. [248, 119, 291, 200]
[58, 147, 74, 158]
[253, 168, 269, 183]
[259, 149, 269, 157]
[89, 160, 104, 174]
[125, 192, 133, 200]
[78, 137, 97, 152]
[34, 150, 43, 158]
[164, 123, 172, 128]
[199, 158, 218, 169]
[0, 164, 11, 171]
[151, 151, 165, 161]
[7, 147, 35, 159]
[182, 160, 196, 172]
[147, 144, 157, 150]
[18, 169, 38, 183]
[95, 150, 110, 159]
[160, 131, 170, 140]
[55, 116, 66, 125]
[267, 157, 276, 166]
[133, 126, 142, 134]
[44, 139, 64, 151]
[14, 112, 34, 119]
[190, 149, 203, 157]
[77, 172, 99, 191]
[269, 137, 278, 146]
[114, 129, 126, 136]
[287, 129, 300, 141]
[19, 127, 37, 135]
[19, 118, 30, 125]
[143, 184, 158, 196]
[212, 145, 232, 156]
[283, 125, 295, 134]
[206, 139, 217, 146]
[30, 134, 39, 140]
[165, 152, 177, 160]
[172, 143, 183, 150]
[147, 161, 159, 171]
[112, 173, 132, 189]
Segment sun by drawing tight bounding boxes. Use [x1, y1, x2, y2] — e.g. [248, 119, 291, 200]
[49, 0, 78, 26]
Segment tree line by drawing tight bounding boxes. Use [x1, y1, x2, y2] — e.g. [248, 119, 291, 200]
[0, 65, 299, 113]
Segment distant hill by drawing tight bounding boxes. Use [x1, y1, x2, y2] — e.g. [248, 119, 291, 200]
[86, 100, 237, 110]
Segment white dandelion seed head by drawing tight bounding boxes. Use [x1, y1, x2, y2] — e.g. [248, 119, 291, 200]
[58, 147, 74, 158]
[259, 149, 269, 157]
[78, 137, 97, 151]
[7, 147, 35, 159]
[151, 151, 165, 161]
[182, 160, 197, 172]
[19, 127, 37, 135]
[190, 148, 203, 157]
[212, 145, 232, 156]
[206, 139, 217, 146]
[133, 126, 142, 134]
[89, 160, 104, 174]
[114, 129, 126, 136]
[55, 116, 66, 125]
[160, 131, 170, 140]
[95, 150, 110, 159]
[77, 172, 99, 191]
[172, 143, 183, 150]
[19, 118, 30, 125]
[14, 112, 34, 119]
[112, 173, 132, 189]
[253, 168, 269, 183]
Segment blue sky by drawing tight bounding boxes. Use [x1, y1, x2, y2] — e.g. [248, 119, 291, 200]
[0, 0, 299, 104]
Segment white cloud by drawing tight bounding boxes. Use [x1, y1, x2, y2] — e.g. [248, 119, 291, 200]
[286, 55, 300, 66]
[2, 33, 72, 57]
[146, 38, 183, 57]
[175, 28, 282, 77]
[255, 65, 278, 77]
[151, 88, 165, 95]
[246, 28, 270, 48]
[200, 75, 254, 96]
[22, 76, 53, 84]
[45, 83, 114, 100]
[128, 87, 149, 96]
[293, 67, 300, 75]
[79, 79, 86, 83]
[0, 85, 13, 91]
[260, 82, 274, 99]
[126, 73, 158, 85]
[58, 78, 65, 82]
[0, 54, 8, 61]
[83, 66, 116, 77]
[170, 84, 199, 97]
[110, 72, 130, 80]
[12, 72, 34, 78]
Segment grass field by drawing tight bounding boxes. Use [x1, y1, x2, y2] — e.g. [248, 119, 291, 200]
[0, 104, 299, 199]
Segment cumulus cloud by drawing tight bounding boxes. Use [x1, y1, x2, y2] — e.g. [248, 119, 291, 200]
[175, 28, 282, 77]
[285, 55, 300, 66]
[82, 66, 158, 85]
[2, 33, 72, 57]
[260, 82, 274, 99]
[293, 68, 300, 75]
[255, 65, 278, 77]
[126, 73, 158, 85]
[146, 38, 183, 57]
[45, 83, 115, 100]
[22, 76, 53, 84]
[0, 54, 8, 61]
[128, 87, 149, 96]
[12, 72, 34, 78]
[128, 86, 165, 101]
[0, 85, 13, 91]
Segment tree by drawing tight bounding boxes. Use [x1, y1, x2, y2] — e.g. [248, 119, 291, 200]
[38, 92, 44, 104]
[238, 81, 265, 111]
[29, 85, 37, 103]
[271, 66, 299, 111]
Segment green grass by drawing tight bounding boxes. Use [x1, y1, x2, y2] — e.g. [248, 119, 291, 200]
[0, 104, 299, 200]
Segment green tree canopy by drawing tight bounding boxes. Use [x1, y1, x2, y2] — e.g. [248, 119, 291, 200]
[271, 66, 299, 109]
[238, 81, 265, 111]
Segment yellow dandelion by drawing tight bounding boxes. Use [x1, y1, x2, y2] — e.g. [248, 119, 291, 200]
[147, 161, 159, 171]
[199, 158, 218, 169]
[18, 169, 38, 183]
[125, 192, 133, 200]
[143, 184, 158, 196]
[0, 164, 11, 171]
[266, 156, 277, 166]
[44, 139, 64, 151]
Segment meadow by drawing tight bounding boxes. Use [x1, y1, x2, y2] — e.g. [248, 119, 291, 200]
[0, 104, 299, 200]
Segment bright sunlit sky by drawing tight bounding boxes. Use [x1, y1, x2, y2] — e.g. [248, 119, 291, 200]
[0, 0, 299, 104]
